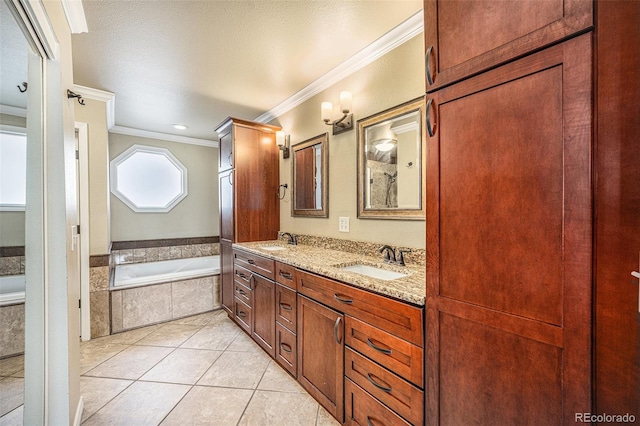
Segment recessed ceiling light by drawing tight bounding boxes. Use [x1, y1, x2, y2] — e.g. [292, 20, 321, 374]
[172, 124, 188, 130]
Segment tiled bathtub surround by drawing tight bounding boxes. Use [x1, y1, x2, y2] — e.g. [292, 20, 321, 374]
[0, 304, 24, 358]
[111, 237, 220, 265]
[111, 276, 220, 333]
[0, 247, 25, 276]
[276, 232, 426, 267]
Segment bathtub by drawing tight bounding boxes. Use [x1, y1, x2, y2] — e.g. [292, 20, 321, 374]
[113, 255, 220, 290]
[0, 275, 26, 306]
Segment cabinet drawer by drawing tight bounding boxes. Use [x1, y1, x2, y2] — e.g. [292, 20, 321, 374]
[345, 348, 423, 425]
[234, 249, 275, 280]
[234, 298, 252, 334]
[275, 261, 296, 290]
[233, 264, 254, 288]
[345, 316, 423, 388]
[276, 283, 297, 332]
[345, 379, 410, 426]
[275, 322, 297, 378]
[297, 269, 423, 346]
[233, 281, 252, 306]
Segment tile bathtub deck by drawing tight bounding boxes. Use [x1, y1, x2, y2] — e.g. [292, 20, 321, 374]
[0, 310, 340, 426]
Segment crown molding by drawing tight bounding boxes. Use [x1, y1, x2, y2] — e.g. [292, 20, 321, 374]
[110, 125, 218, 148]
[61, 0, 88, 34]
[0, 104, 27, 118]
[254, 10, 424, 124]
[73, 85, 115, 129]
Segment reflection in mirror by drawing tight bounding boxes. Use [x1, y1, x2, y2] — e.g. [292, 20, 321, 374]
[0, 0, 29, 419]
[357, 97, 426, 220]
[292, 133, 328, 218]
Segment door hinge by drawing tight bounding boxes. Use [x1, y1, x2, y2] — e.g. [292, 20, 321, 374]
[78, 299, 81, 309]
[75, 149, 79, 160]
[76, 224, 80, 235]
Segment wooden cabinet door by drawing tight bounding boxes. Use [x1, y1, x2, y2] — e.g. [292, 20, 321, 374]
[594, 0, 640, 416]
[220, 240, 234, 316]
[233, 125, 280, 243]
[423, 0, 592, 92]
[219, 170, 234, 242]
[218, 129, 233, 172]
[298, 295, 344, 423]
[252, 274, 275, 357]
[426, 35, 592, 425]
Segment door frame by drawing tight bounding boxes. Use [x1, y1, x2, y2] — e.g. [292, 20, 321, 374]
[75, 122, 90, 341]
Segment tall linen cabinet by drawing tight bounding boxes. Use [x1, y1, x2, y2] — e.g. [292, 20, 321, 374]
[216, 118, 281, 320]
[424, 0, 639, 424]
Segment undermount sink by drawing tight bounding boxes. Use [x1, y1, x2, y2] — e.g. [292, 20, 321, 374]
[340, 264, 408, 281]
[259, 246, 287, 251]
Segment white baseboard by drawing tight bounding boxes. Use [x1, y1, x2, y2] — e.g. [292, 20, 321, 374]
[73, 395, 84, 426]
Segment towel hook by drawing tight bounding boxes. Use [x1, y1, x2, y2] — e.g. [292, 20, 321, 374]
[67, 89, 85, 105]
[277, 184, 288, 200]
[17, 82, 28, 93]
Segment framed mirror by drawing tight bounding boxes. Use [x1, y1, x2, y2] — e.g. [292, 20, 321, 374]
[292, 133, 328, 217]
[357, 97, 426, 220]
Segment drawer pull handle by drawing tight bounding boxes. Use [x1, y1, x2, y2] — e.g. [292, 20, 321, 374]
[425, 45, 434, 85]
[334, 294, 353, 304]
[367, 338, 392, 355]
[366, 373, 392, 393]
[237, 272, 248, 279]
[279, 303, 292, 311]
[334, 317, 342, 344]
[279, 271, 292, 279]
[426, 98, 437, 137]
[236, 288, 247, 296]
[237, 310, 247, 319]
[280, 342, 292, 353]
[247, 259, 256, 265]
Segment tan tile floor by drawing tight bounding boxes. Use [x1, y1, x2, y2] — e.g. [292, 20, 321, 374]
[0, 310, 341, 425]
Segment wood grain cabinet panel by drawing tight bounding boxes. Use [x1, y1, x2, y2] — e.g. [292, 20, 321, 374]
[252, 274, 275, 357]
[275, 261, 296, 290]
[345, 316, 423, 388]
[276, 283, 297, 332]
[234, 249, 275, 280]
[220, 241, 234, 315]
[345, 379, 411, 426]
[275, 322, 297, 378]
[423, 0, 592, 91]
[345, 348, 424, 425]
[297, 269, 423, 346]
[426, 35, 593, 424]
[297, 295, 344, 423]
[234, 298, 252, 334]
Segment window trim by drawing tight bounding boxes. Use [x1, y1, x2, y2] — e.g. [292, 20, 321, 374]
[110, 144, 188, 213]
[0, 126, 27, 212]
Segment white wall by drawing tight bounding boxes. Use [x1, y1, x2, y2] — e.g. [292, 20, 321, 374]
[109, 132, 218, 241]
[0, 114, 26, 246]
[275, 34, 426, 248]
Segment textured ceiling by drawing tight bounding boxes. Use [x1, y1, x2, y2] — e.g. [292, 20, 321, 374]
[71, 0, 422, 140]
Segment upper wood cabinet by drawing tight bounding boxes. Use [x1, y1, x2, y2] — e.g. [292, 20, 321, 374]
[215, 117, 281, 243]
[425, 34, 593, 424]
[423, 0, 593, 92]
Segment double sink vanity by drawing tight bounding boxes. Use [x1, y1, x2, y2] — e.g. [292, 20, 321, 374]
[226, 239, 425, 425]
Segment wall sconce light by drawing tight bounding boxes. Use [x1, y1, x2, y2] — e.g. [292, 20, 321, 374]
[276, 131, 290, 159]
[321, 91, 353, 135]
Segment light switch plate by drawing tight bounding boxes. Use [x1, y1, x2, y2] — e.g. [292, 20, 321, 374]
[339, 217, 350, 232]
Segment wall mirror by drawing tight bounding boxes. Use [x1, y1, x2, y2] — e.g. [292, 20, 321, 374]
[292, 133, 328, 217]
[357, 97, 426, 220]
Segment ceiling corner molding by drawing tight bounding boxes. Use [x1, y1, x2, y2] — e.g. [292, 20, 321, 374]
[73, 85, 115, 129]
[0, 104, 27, 118]
[61, 0, 88, 34]
[255, 9, 424, 124]
[110, 126, 218, 148]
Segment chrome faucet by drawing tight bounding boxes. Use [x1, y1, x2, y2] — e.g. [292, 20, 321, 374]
[379, 245, 396, 264]
[281, 232, 297, 245]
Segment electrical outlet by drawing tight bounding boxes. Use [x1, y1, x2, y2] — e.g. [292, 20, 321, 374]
[339, 217, 350, 232]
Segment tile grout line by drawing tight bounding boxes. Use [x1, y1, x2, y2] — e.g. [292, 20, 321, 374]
[234, 357, 274, 426]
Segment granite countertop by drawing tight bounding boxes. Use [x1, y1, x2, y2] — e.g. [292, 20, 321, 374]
[233, 240, 426, 306]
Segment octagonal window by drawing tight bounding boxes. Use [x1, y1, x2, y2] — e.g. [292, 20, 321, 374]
[110, 145, 188, 213]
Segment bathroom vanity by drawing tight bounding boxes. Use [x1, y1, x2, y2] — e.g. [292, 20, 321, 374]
[230, 241, 425, 425]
